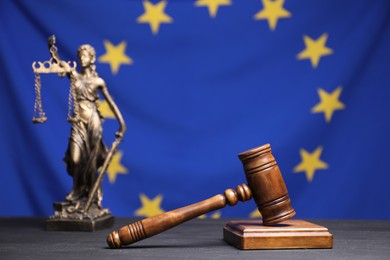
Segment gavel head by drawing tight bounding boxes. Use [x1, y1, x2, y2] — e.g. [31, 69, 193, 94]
[238, 144, 296, 226]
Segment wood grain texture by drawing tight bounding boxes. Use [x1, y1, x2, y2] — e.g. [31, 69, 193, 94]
[224, 219, 333, 250]
[107, 184, 252, 248]
[238, 144, 296, 225]
[107, 143, 296, 248]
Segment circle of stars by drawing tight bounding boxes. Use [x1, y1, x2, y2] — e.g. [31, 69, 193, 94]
[95, 0, 348, 216]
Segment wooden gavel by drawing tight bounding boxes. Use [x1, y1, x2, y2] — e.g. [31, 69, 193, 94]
[107, 144, 296, 248]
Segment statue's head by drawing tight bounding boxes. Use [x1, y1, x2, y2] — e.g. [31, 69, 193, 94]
[78, 44, 96, 69]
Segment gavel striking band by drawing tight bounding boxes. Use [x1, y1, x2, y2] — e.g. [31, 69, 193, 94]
[107, 143, 296, 248]
[238, 144, 296, 225]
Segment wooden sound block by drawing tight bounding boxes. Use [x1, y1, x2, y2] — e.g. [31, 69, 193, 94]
[223, 219, 333, 250]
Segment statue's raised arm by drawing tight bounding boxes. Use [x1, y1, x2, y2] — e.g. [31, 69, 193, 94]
[32, 35, 77, 75]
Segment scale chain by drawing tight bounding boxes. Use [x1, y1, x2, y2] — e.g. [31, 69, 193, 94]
[67, 73, 79, 123]
[32, 73, 47, 123]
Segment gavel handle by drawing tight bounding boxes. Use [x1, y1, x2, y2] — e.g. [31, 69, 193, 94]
[107, 184, 252, 248]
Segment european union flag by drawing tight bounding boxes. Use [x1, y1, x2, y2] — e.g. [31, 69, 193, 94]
[1, 0, 389, 220]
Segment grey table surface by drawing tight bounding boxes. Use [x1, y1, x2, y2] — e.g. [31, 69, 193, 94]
[0, 217, 389, 260]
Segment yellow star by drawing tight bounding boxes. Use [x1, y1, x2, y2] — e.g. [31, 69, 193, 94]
[198, 211, 221, 219]
[210, 211, 221, 219]
[294, 147, 329, 182]
[135, 193, 165, 217]
[249, 209, 262, 218]
[195, 0, 232, 18]
[312, 87, 346, 123]
[106, 151, 128, 183]
[96, 99, 115, 119]
[137, 0, 173, 35]
[297, 33, 333, 68]
[254, 0, 292, 30]
[98, 40, 133, 74]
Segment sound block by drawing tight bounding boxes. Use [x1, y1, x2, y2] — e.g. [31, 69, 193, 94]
[223, 219, 333, 250]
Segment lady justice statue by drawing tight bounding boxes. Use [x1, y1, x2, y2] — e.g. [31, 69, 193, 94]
[32, 35, 126, 231]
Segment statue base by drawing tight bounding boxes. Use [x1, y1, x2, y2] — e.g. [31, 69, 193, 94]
[223, 219, 333, 250]
[46, 201, 114, 232]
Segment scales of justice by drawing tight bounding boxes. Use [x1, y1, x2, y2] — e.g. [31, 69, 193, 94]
[32, 35, 126, 231]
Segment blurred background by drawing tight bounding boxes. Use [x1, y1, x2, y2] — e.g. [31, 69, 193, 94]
[1, 0, 389, 220]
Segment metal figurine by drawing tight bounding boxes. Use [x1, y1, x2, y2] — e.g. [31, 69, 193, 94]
[32, 35, 126, 231]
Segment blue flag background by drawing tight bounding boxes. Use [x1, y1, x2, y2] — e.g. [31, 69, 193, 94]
[1, 0, 390, 220]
